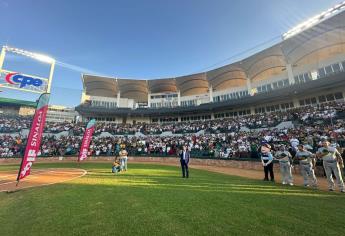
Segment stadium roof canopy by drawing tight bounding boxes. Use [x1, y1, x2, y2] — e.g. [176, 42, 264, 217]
[82, 74, 118, 97]
[0, 97, 37, 107]
[81, 8, 345, 102]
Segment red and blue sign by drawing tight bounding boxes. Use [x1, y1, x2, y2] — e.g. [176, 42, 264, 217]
[5, 72, 43, 88]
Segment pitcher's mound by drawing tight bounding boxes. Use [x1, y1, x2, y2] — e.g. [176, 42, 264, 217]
[0, 168, 87, 193]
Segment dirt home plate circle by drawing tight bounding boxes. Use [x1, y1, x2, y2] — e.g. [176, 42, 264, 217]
[0, 168, 87, 193]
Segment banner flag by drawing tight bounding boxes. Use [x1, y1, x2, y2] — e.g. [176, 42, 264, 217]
[17, 93, 50, 181]
[78, 119, 96, 162]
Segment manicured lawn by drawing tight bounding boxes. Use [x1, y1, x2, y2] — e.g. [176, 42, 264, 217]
[0, 162, 344, 236]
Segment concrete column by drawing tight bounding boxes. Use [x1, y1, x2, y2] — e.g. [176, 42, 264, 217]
[178, 90, 181, 106]
[246, 78, 252, 95]
[250, 106, 255, 115]
[209, 86, 213, 102]
[147, 93, 151, 108]
[292, 97, 299, 107]
[117, 91, 121, 108]
[211, 113, 215, 120]
[286, 64, 295, 85]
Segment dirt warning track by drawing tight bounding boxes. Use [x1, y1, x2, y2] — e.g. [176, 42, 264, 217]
[0, 168, 87, 192]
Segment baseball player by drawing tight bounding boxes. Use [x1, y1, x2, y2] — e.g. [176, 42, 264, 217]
[316, 140, 344, 192]
[295, 144, 318, 188]
[274, 144, 293, 185]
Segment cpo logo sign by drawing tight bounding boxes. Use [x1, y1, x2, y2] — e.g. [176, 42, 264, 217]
[5, 72, 43, 88]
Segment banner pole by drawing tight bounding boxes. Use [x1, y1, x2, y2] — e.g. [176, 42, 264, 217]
[78, 119, 96, 163]
[16, 93, 50, 182]
[15, 95, 40, 184]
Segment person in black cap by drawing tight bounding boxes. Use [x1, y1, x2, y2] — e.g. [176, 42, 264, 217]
[260, 142, 274, 181]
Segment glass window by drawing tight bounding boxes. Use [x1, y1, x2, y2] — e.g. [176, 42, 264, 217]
[311, 97, 317, 104]
[326, 94, 335, 101]
[299, 100, 305, 106]
[325, 65, 333, 74]
[273, 82, 278, 89]
[318, 95, 326, 103]
[334, 92, 344, 100]
[318, 68, 326, 78]
[342, 61, 345, 71]
[294, 76, 299, 83]
[332, 63, 341, 73]
[304, 73, 311, 81]
[278, 80, 284, 87]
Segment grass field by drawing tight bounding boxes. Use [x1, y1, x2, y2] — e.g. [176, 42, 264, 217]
[0, 162, 344, 236]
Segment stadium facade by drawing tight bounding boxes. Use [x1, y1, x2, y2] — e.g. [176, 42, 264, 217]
[76, 4, 345, 124]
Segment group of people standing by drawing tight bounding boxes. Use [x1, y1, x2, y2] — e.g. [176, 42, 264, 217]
[260, 139, 345, 192]
[112, 148, 128, 174]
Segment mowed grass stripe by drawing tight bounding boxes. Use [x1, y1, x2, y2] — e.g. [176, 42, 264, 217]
[0, 162, 344, 236]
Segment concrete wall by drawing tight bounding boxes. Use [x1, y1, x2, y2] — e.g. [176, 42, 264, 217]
[0, 156, 326, 177]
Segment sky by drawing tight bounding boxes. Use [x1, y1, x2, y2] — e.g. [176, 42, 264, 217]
[0, 0, 342, 106]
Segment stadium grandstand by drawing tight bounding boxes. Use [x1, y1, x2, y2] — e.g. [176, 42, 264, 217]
[3, 2, 345, 236]
[1, 3, 343, 160]
[77, 6, 345, 125]
[0, 97, 36, 116]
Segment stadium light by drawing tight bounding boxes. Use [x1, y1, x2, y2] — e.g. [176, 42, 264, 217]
[3, 46, 55, 64]
[282, 1, 345, 40]
[0, 46, 56, 93]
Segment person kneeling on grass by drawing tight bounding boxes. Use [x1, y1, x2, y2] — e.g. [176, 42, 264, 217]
[112, 157, 121, 174]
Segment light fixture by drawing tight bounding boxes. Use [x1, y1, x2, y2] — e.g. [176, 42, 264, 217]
[283, 1, 345, 40]
[3, 46, 55, 63]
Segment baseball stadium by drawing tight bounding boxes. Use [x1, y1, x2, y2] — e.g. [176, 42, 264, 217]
[1, 1, 345, 236]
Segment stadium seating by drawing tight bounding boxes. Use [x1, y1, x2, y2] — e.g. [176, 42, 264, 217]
[0, 101, 344, 159]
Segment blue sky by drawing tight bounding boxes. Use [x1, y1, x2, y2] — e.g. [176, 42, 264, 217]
[0, 0, 341, 106]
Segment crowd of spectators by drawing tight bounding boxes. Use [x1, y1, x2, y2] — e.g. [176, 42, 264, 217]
[0, 101, 344, 159]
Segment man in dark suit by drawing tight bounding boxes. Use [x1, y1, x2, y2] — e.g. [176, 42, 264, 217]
[179, 145, 190, 178]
